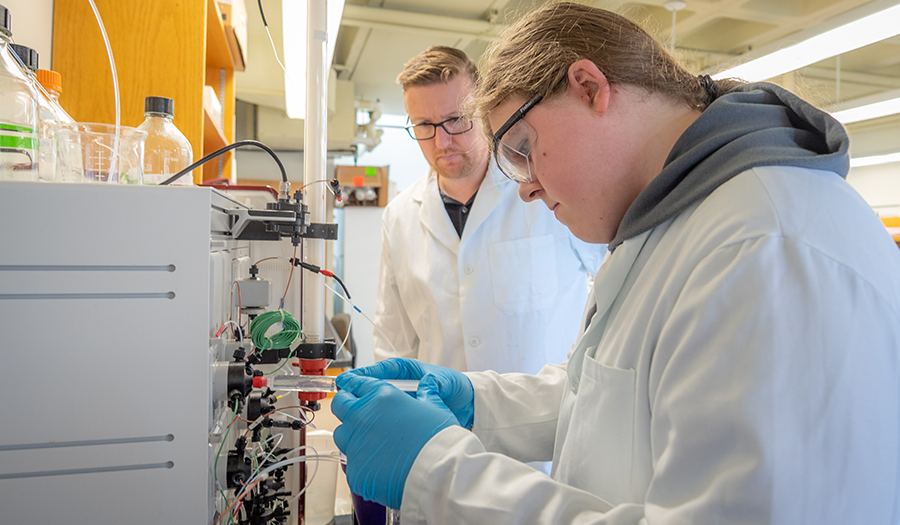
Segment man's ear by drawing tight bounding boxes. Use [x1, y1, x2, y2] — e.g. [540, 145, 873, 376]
[566, 59, 611, 114]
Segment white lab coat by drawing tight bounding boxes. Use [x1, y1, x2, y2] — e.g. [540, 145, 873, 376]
[373, 163, 606, 373]
[400, 166, 900, 523]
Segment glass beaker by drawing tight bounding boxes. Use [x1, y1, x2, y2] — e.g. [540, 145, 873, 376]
[55, 122, 147, 184]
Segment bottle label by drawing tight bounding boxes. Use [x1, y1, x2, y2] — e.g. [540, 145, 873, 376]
[0, 122, 38, 180]
[144, 173, 166, 185]
[0, 122, 38, 150]
[0, 123, 36, 133]
[0, 134, 37, 149]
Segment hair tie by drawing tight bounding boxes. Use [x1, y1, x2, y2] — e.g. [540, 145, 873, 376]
[698, 74, 718, 106]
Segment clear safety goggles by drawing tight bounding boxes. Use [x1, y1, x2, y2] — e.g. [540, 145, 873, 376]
[492, 93, 543, 184]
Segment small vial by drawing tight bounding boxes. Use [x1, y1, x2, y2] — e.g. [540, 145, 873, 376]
[252, 375, 419, 393]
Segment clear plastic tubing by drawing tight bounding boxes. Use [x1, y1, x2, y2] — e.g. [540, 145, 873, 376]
[252, 375, 419, 393]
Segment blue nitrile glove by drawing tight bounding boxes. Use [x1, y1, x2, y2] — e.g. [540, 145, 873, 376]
[332, 373, 458, 509]
[345, 358, 474, 428]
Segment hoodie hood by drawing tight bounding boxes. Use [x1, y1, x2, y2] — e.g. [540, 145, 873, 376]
[608, 82, 850, 252]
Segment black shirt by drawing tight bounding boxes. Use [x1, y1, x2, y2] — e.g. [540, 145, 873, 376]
[440, 189, 478, 238]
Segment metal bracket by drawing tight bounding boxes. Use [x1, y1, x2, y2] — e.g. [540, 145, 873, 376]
[227, 208, 303, 239]
[297, 223, 339, 240]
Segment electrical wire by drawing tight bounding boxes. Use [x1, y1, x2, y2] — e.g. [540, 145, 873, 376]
[300, 179, 331, 191]
[251, 432, 284, 460]
[324, 281, 401, 358]
[257, 0, 290, 79]
[293, 259, 351, 299]
[280, 246, 298, 309]
[249, 310, 302, 351]
[250, 433, 284, 477]
[300, 179, 343, 201]
[229, 281, 243, 339]
[253, 256, 293, 266]
[334, 313, 353, 360]
[328, 273, 351, 300]
[246, 443, 312, 496]
[284, 454, 347, 506]
[159, 140, 288, 186]
[213, 474, 266, 525]
[237, 454, 344, 507]
[216, 319, 244, 346]
[242, 406, 314, 439]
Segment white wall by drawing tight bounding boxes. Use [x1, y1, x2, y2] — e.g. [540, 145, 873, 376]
[847, 162, 900, 216]
[234, 149, 306, 181]
[4, 0, 54, 69]
[340, 207, 385, 368]
[334, 113, 429, 194]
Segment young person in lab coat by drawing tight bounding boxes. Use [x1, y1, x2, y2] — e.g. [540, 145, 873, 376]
[333, 3, 900, 523]
[373, 46, 606, 374]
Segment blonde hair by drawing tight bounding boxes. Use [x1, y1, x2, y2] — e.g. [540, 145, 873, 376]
[473, 2, 744, 138]
[397, 46, 479, 90]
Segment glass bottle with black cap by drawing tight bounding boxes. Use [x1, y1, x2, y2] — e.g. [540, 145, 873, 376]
[138, 96, 193, 185]
[0, 4, 39, 181]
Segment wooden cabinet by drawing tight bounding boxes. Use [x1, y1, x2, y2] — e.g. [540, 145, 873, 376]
[52, 0, 237, 183]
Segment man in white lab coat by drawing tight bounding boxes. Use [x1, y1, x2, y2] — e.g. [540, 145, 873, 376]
[373, 46, 606, 373]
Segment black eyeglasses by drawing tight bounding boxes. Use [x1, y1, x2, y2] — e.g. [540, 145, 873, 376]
[492, 93, 544, 183]
[405, 116, 474, 141]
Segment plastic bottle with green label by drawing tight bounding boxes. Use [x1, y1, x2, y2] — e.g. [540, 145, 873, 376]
[0, 6, 39, 181]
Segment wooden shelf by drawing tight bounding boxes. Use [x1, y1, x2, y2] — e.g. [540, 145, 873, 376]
[203, 106, 227, 153]
[53, 0, 236, 185]
[206, 0, 233, 69]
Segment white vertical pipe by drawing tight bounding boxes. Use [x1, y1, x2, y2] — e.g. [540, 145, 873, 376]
[302, 0, 328, 344]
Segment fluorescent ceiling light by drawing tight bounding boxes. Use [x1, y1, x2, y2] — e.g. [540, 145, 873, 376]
[850, 152, 900, 168]
[832, 88, 900, 124]
[283, 0, 345, 120]
[712, 1, 900, 82]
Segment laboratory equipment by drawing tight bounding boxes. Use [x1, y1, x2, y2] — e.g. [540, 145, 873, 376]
[137, 96, 193, 185]
[56, 122, 146, 183]
[0, 182, 253, 523]
[0, 0, 343, 521]
[252, 375, 419, 393]
[0, 5, 39, 181]
[0, 179, 343, 524]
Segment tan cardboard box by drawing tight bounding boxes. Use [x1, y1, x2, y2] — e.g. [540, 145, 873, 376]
[336, 166, 389, 207]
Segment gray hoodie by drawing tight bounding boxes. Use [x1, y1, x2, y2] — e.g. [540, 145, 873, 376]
[609, 82, 850, 252]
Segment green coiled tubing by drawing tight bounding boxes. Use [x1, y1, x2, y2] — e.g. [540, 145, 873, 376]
[249, 310, 303, 350]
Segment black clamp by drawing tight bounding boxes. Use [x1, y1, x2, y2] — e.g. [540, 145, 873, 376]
[294, 341, 336, 360]
[295, 223, 339, 240]
[255, 347, 293, 365]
